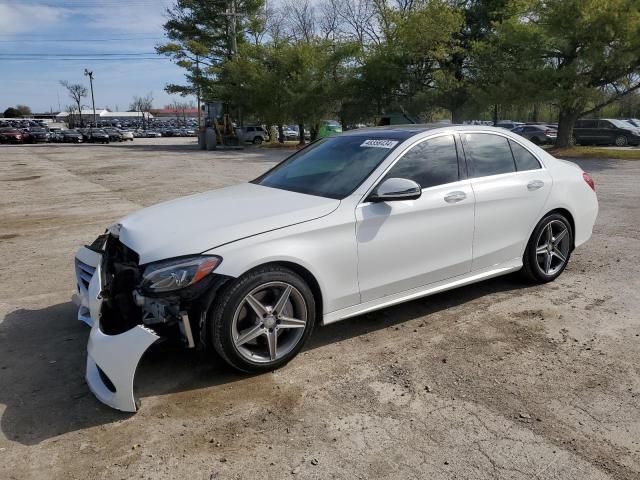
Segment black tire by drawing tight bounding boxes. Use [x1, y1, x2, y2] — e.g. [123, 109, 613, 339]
[521, 213, 573, 283]
[210, 265, 316, 373]
[614, 135, 628, 147]
[253, 136, 263, 145]
[530, 136, 541, 145]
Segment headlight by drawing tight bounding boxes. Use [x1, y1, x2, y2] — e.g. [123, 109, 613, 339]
[141, 255, 222, 293]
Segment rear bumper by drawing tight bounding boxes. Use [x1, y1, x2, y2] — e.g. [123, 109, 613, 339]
[74, 246, 160, 412]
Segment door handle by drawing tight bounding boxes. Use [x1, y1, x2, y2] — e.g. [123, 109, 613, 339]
[444, 191, 466, 203]
[527, 180, 545, 191]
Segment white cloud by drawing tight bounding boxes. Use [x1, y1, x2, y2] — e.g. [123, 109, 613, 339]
[0, 2, 70, 35]
[80, 1, 173, 34]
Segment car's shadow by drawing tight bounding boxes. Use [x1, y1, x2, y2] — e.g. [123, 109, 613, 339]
[0, 274, 529, 445]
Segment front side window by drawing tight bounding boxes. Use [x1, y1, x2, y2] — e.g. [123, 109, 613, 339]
[254, 136, 400, 199]
[463, 133, 516, 177]
[382, 135, 459, 189]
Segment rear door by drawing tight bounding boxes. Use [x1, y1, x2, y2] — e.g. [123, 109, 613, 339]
[575, 119, 598, 144]
[597, 120, 617, 145]
[356, 134, 475, 301]
[461, 133, 552, 271]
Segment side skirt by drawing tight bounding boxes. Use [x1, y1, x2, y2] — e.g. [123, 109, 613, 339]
[322, 258, 522, 325]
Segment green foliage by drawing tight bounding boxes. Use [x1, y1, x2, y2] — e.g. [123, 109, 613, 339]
[480, 0, 640, 144]
[3, 107, 21, 118]
[159, 0, 640, 136]
[15, 104, 32, 116]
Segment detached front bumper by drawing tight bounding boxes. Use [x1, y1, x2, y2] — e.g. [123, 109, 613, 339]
[74, 246, 160, 412]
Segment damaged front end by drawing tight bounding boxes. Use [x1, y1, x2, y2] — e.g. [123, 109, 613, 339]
[73, 232, 229, 412]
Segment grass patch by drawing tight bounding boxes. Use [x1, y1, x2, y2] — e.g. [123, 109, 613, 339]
[548, 146, 640, 160]
[262, 141, 303, 149]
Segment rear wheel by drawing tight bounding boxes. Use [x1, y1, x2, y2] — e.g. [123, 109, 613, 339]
[253, 136, 263, 145]
[210, 266, 316, 372]
[521, 213, 573, 283]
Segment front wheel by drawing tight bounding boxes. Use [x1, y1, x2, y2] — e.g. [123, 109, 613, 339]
[253, 136, 263, 145]
[521, 213, 573, 283]
[210, 266, 316, 372]
[614, 135, 628, 147]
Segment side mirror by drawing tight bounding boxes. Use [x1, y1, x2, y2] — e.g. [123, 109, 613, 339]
[369, 177, 422, 203]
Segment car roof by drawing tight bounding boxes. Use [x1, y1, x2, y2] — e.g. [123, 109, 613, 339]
[340, 124, 518, 140]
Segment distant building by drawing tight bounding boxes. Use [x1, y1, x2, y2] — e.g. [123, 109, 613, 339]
[150, 108, 200, 119]
[55, 109, 153, 123]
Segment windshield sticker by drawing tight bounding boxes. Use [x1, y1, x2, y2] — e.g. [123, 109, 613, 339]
[360, 139, 399, 149]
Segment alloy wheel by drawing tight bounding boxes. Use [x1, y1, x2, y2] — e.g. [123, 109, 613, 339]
[615, 135, 628, 147]
[232, 281, 308, 363]
[535, 220, 571, 276]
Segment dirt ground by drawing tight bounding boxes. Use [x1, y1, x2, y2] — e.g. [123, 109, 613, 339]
[0, 138, 638, 480]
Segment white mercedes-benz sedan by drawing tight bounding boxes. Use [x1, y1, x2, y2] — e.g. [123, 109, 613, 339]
[73, 125, 598, 411]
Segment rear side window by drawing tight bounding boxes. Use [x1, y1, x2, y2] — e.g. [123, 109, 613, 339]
[463, 133, 515, 177]
[383, 135, 459, 189]
[509, 140, 541, 171]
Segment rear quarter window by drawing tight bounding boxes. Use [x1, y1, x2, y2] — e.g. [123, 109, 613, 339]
[509, 140, 541, 171]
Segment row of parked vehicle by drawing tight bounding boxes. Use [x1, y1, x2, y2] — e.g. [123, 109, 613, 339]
[499, 118, 640, 147]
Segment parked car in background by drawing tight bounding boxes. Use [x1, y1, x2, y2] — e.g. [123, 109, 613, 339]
[573, 118, 640, 146]
[237, 126, 269, 144]
[283, 126, 299, 141]
[510, 125, 557, 145]
[61, 129, 83, 143]
[28, 127, 49, 143]
[496, 120, 524, 130]
[49, 130, 64, 143]
[89, 129, 110, 144]
[0, 127, 24, 144]
[103, 128, 123, 142]
[119, 130, 134, 141]
[318, 120, 342, 138]
[620, 118, 640, 128]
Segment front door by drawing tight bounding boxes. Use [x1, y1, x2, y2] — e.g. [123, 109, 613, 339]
[356, 134, 475, 302]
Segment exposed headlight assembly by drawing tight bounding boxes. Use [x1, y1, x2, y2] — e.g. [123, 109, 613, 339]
[141, 255, 222, 293]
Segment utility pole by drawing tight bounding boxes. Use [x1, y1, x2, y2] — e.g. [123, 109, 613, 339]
[222, 0, 239, 57]
[196, 54, 201, 130]
[84, 69, 96, 127]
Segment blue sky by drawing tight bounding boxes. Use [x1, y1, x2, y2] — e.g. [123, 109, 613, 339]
[0, 0, 188, 113]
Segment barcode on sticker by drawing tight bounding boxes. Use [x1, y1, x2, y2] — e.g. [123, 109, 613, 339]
[360, 139, 398, 149]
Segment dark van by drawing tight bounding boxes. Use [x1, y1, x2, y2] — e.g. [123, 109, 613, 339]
[573, 118, 640, 146]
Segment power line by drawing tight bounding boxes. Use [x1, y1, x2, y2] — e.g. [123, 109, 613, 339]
[0, 57, 166, 61]
[0, 37, 165, 43]
[0, 52, 157, 56]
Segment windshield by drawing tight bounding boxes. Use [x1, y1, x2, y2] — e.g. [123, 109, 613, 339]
[609, 119, 635, 129]
[253, 136, 400, 199]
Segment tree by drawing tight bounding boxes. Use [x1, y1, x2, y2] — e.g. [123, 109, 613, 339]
[130, 93, 154, 129]
[483, 0, 640, 146]
[3, 107, 21, 118]
[157, 0, 265, 97]
[15, 104, 32, 116]
[60, 81, 88, 126]
[65, 105, 78, 128]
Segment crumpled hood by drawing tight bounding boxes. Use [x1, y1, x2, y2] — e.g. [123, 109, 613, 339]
[118, 183, 339, 265]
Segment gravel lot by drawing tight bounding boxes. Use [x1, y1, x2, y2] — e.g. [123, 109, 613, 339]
[0, 137, 638, 480]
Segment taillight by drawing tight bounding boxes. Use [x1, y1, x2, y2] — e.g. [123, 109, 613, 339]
[583, 172, 595, 191]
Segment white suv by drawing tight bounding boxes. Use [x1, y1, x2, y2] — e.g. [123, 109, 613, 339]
[237, 126, 269, 144]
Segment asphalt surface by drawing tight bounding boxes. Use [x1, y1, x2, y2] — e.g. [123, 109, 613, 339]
[0, 138, 638, 479]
